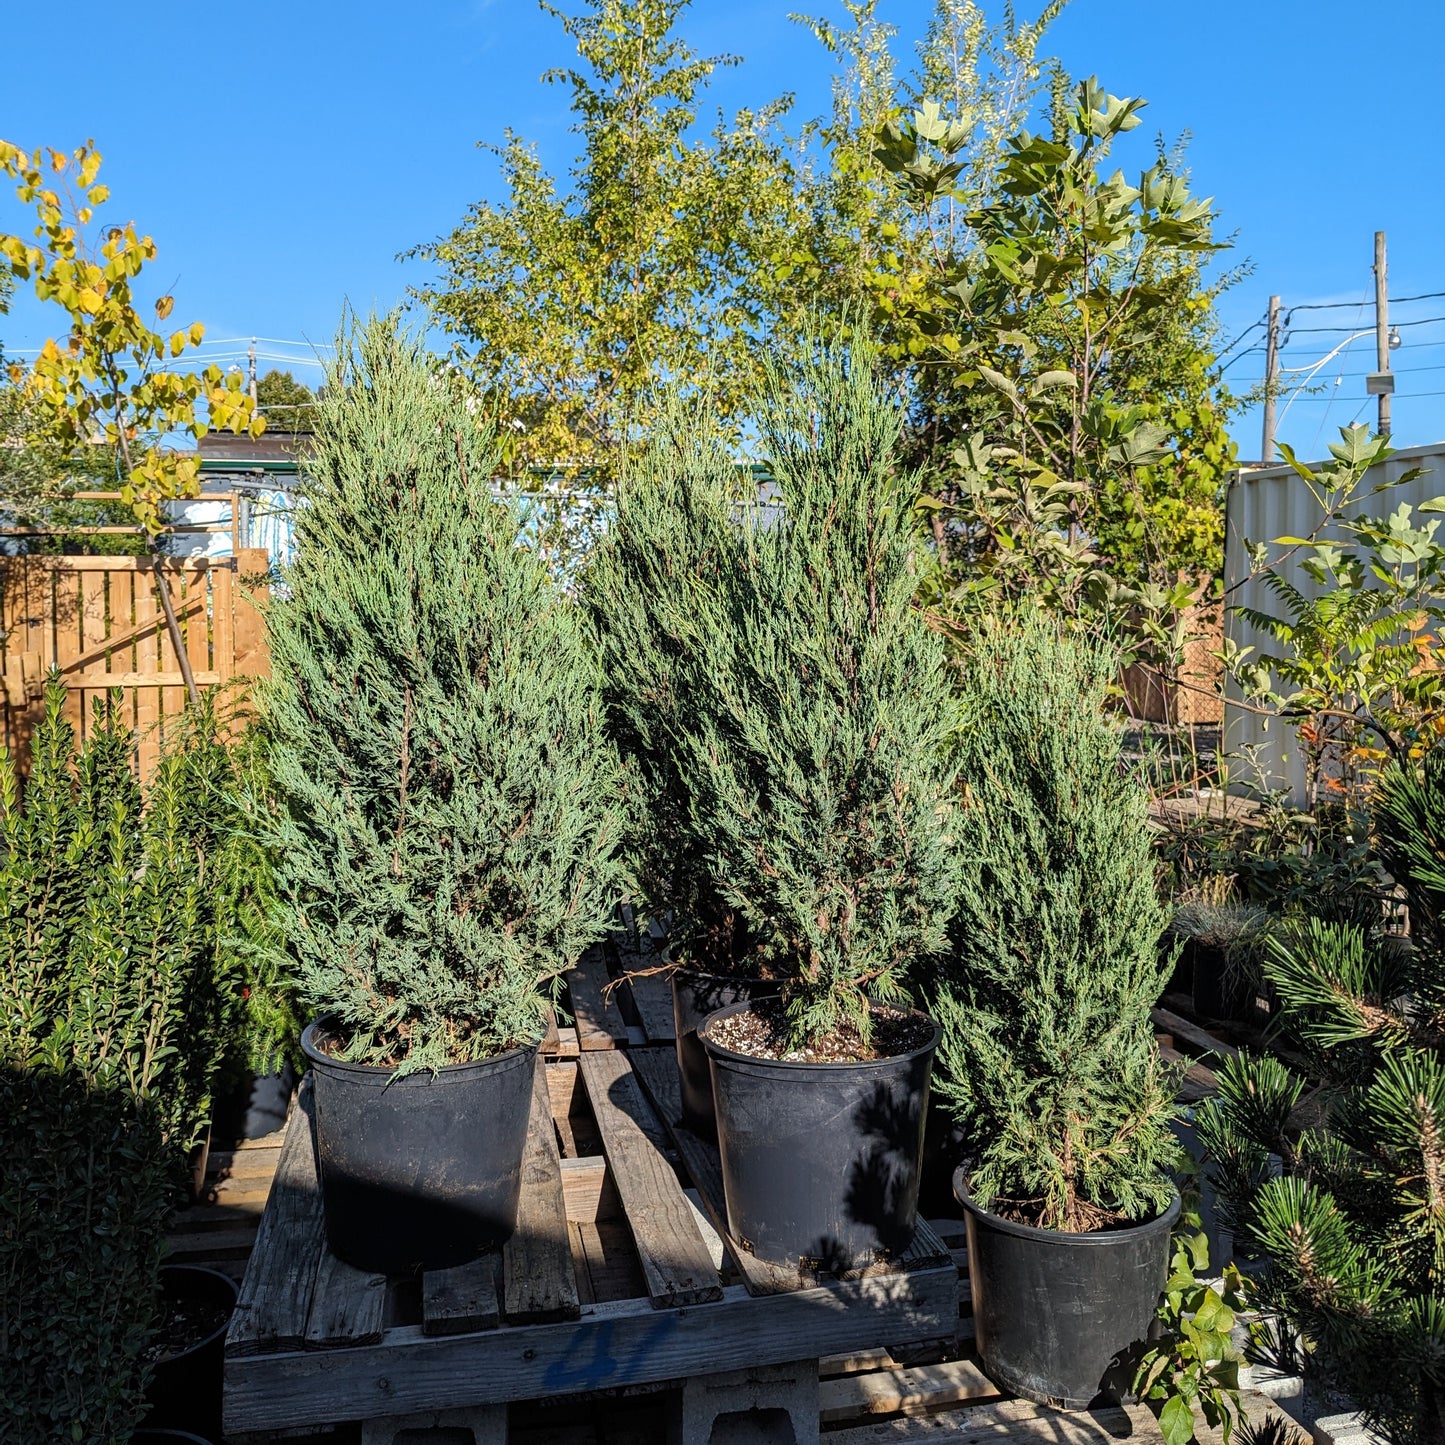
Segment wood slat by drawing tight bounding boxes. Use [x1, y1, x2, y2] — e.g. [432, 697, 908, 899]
[223, 1269, 961, 1433]
[134, 568, 160, 757]
[566, 945, 628, 1050]
[819, 1358, 1000, 1423]
[577, 1050, 723, 1309]
[501, 1058, 581, 1324]
[185, 565, 211, 680]
[1151, 1006, 1240, 1059]
[619, 960, 676, 1043]
[212, 562, 236, 684]
[305, 1251, 387, 1349]
[233, 548, 271, 679]
[227, 1076, 326, 1357]
[1158, 1043, 1219, 1103]
[422, 1256, 501, 1336]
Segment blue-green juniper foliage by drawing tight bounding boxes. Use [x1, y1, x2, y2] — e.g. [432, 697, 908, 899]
[262, 317, 623, 1073]
[933, 614, 1180, 1232]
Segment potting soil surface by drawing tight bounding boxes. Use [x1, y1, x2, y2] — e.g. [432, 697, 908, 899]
[706, 999, 933, 1063]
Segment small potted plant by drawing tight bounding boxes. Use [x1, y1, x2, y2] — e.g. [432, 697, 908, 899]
[933, 614, 1182, 1407]
[1171, 899, 1272, 1022]
[664, 336, 959, 1268]
[585, 402, 780, 1136]
[263, 318, 622, 1274]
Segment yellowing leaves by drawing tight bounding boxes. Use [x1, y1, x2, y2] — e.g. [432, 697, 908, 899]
[0, 135, 261, 537]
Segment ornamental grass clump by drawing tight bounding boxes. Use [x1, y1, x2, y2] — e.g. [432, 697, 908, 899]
[263, 317, 623, 1073]
[657, 336, 960, 1051]
[934, 613, 1180, 1232]
[1196, 748, 1445, 1445]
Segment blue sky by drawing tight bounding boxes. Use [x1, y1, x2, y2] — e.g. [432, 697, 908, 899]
[3, 0, 1444, 462]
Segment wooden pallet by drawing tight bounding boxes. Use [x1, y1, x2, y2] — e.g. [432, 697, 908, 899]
[224, 1028, 959, 1441]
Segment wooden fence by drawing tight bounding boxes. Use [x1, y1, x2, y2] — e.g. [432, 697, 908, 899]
[0, 547, 270, 779]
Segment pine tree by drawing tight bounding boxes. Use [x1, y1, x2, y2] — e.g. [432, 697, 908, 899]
[1196, 750, 1445, 1445]
[650, 335, 960, 1048]
[933, 613, 1179, 1232]
[262, 317, 623, 1074]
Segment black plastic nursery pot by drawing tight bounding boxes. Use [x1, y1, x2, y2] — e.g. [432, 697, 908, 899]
[301, 1018, 537, 1274]
[141, 1264, 238, 1438]
[671, 967, 781, 1137]
[1188, 940, 1254, 1022]
[701, 1002, 940, 1269]
[133, 1432, 215, 1445]
[953, 1166, 1180, 1409]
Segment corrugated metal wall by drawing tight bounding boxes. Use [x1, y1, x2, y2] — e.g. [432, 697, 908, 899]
[1222, 441, 1445, 804]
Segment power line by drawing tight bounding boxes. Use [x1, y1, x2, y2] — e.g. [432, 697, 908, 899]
[1285, 290, 1445, 314]
[1288, 314, 1445, 335]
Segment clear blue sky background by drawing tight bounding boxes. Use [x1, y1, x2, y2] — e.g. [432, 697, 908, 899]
[3, 0, 1444, 463]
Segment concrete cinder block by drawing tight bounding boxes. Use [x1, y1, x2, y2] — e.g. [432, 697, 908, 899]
[1311, 1410, 1380, 1445]
[670, 1360, 821, 1445]
[359, 1402, 508, 1445]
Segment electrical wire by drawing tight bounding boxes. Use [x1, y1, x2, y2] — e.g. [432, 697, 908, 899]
[1285, 290, 1445, 313]
[1288, 314, 1445, 335]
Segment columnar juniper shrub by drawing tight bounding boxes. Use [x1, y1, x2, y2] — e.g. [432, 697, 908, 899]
[584, 398, 758, 969]
[639, 337, 960, 1049]
[1196, 749, 1445, 1445]
[934, 614, 1179, 1232]
[262, 317, 623, 1073]
[0, 684, 244, 1443]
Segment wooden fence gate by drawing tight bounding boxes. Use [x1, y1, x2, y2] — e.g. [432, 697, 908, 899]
[0, 548, 270, 779]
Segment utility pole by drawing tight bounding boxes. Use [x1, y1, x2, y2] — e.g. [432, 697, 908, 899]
[1261, 293, 1281, 462]
[1372, 231, 1392, 438]
[248, 338, 258, 409]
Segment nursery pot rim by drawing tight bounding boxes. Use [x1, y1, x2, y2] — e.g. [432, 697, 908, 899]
[300, 1014, 540, 1082]
[951, 1164, 1181, 1245]
[700, 998, 942, 1074]
[155, 1263, 238, 1364]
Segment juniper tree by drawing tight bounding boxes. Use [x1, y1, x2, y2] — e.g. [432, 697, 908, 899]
[933, 613, 1179, 1232]
[262, 317, 623, 1074]
[1196, 750, 1445, 1445]
[655, 335, 960, 1047]
[584, 398, 759, 969]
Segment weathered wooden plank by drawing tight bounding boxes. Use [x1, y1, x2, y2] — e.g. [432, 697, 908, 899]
[62, 670, 224, 688]
[559, 1154, 613, 1223]
[819, 1357, 1000, 1422]
[1158, 1043, 1219, 1103]
[501, 1058, 581, 1324]
[577, 1049, 723, 1309]
[620, 962, 676, 1043]
[422, 1256, 501, 1336]
[13, 554, 217, 571]
[227, 1076, 326, 1357]
[223, 1269, 960, 1432]
[567, 946, 628, 1050]
[212, 561, 236, 684]
[1151, 1006, 1240, 1059]
[233, 548, 271, 680]
[826, 1396, 1133, 1444]
[134, 567, 160, 757]
[305, 1252, 387, 1349]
